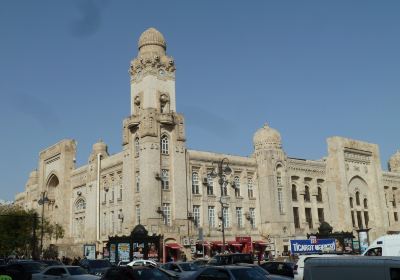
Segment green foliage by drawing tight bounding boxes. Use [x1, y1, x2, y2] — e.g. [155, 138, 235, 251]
[0, 204, 65, 258]
[0, 205, 35, 257]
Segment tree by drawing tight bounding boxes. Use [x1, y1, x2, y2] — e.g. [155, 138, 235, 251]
[54, 223, 64, 242]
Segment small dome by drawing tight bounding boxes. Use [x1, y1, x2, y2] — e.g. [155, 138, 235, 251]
[253, 123, 281, 150]
[92, 139, 108, 154]
[389, 150, 400, 173]
[138, 27, 166, 50]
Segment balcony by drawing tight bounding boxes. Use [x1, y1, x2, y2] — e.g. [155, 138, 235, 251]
[126, 115, 140, 129]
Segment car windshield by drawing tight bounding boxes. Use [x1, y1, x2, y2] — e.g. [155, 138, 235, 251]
[132, 268, 170, 280]
[67, 267, 88, 275]
[231, 268, 267, 280]
[88, 260, 112, 268]
[179, 263, 199, 271]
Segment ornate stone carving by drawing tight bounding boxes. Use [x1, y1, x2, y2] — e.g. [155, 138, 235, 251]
[130, 55, 175, 82]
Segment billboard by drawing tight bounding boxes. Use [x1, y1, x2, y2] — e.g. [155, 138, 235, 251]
[290, 239, 336, 254]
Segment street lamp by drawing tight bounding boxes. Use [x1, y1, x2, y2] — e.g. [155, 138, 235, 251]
[38, 191, 50, 257]
[208, 158, 232, 254]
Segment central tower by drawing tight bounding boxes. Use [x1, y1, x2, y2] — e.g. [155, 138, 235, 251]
[123, 28, 187, 239]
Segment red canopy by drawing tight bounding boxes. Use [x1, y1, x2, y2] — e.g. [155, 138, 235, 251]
[228, 241, 243, 247]
[253, 241, 268, 246]
[165, 243, 182, 250]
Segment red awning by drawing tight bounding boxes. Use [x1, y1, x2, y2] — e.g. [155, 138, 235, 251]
[166, 243, 182, 250]
[211, 241, 224, 247]
[197, 241, 211, 247]
[228, 241, 243, 247]
[254, 241, 268, 246]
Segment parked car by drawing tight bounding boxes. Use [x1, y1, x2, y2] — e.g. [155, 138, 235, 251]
[126, 259, 158, 267]
[160, 262, 200, 276]
[207, 254, 254, 266]
[32, 265, 99, 280]
[6, 261, 47, 277]
[294, 254, 343, 280]
[235, 263, 293, 280]
[260, 261, 295, 278]
[181, 265, 269, 280]
[100, 266, 137, 280]
[129, 265, 178, 280]
[117, 260, 130, 267]
[80, 259, 113, 276]
[304, 256, 400, 280]
[38, 260, 63, 267]
[192, 258, 209, 267]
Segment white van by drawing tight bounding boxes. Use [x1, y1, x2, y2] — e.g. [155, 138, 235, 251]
[293, 254, 343, 280]
[304, 256, 400, 280]
[363, 234, 400, 256]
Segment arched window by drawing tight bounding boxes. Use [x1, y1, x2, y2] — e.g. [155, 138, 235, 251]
[317, 187, 323, 202]
[356, 191, 360, 206]
[350, 197, 354, 208]
[75, 198, 86, 211]
[364, 198, 368, 209]
[161, 135, 169, 155]
[304, 186, 310, 202]
[192, 172, 199, 194]
[292, 185, 297, 201]
[135, 137, 140, 157]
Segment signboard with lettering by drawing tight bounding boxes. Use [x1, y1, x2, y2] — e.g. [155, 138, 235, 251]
[118, 243, 130, 261]
[290, 239, 336, 254]
[83, 244, 96, 260]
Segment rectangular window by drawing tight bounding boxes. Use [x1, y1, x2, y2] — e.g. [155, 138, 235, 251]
[110, 211, 114, 233]
[193, 205, 200, 227]
[236, 207, 243, 228]
[223, 207, 230, 228]
[118, 209, 123, 232]
[250, 208, 256, 228]
[208, 206, 215, 228]
[278, 188, 284, 214]
[136, 205, 141, 225]
[357, 211, 363, 229]
[318, 208, 325, 223]
[163, 203, 171, 226]
[103, 212, 107, 235]
[192, 172, 200, 195]
[110, 187, 114, 203]
[136, 172, 140, 192]
[161, 169, 169, 190]
[207, 175, 214, 196]
[293, 207, 300, 229]
[234, 176, 241, 197]
[351, 211, 356, 227]
[248, 178, 254, 198]
[364, 211, 369, 227]
[395, 212, 398, 222]
[305, 208, 313, 229]
[118, 185, 123, 201]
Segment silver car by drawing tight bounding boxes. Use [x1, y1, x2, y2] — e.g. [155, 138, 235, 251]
[32, 265, 100, 280]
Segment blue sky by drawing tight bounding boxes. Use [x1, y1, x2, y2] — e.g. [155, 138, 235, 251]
[1, 0, 399, 201]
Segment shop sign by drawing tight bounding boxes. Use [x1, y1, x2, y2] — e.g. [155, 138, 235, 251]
[290, 239, 336, 254]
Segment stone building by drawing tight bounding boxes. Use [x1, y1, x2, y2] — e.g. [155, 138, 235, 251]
[15, 28, 400, 259]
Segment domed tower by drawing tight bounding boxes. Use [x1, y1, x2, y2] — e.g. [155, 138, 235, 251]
[253, 123, 290, 241]
[123, 28, 187, 236]
[389, 151, 400, 173]
[129, 28, 176, 115]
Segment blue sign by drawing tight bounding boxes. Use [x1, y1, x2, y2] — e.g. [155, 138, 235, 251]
[290, 239, 336, 254]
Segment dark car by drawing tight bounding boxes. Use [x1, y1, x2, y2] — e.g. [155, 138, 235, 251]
[161, 262, 199, 276]
[260, 261, 294, 278]
[38, 260, 63, 267]
[3, 261, 46, 280]
[132, 266, 178, 280]
[80, 259, 113, 276]
[207, 254, 254, 266]
[181, 265, 269, 280]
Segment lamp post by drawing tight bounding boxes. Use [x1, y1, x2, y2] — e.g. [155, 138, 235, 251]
[38, 191, 49, 257]
[208, 158, 232, 254]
